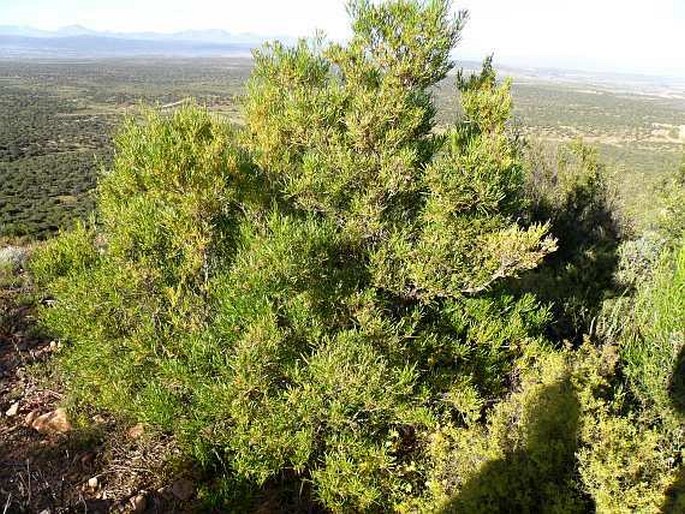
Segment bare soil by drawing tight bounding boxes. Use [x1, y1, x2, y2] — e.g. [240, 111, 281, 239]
[0, 271, 196, 514]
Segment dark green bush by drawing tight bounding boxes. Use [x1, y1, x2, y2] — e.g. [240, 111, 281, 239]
[519, 140, 624, 341]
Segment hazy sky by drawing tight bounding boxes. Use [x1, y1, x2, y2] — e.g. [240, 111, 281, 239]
[2, 0, 684, 77]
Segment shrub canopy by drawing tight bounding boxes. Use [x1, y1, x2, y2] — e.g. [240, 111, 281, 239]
[30, 0, 685, 512]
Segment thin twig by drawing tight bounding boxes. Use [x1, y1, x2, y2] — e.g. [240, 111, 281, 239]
[26, 458, 31, 507]
[2, 493, 12, 514]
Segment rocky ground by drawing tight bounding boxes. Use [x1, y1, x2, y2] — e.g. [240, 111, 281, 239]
[0, 259, 198, 513]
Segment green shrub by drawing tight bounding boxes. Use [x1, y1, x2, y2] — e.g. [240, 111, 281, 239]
[430, 346, 591, 513]
[30, 2, 564, 510]
[29, 1, 685, 512]
[658, 157, 685, 245]
[613, 231, 665, 289]
[32, 106, 249, 423]
[581, 168, 685, 513]
[571, 340, 680, 513]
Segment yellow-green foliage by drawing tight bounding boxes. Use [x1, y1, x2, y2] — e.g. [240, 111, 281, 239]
[428, 346, 589, 513]
[659, 158, 685, 244]
[573, 162, 685, 513]
[29, 221, 97, 283]
[428, 338, 684, 513]
[30, 3, 560, 509]
[578, 411, 674, 513]
[572, 341, 680, 513]
[28, 1, 685, 512]
[31, 107, 250, 424]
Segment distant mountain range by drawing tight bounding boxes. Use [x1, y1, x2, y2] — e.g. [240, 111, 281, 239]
[0, 25, 294, 58]
[1, 24, 683, 88]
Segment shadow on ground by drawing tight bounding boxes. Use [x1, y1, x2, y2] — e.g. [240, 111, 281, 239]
[660, 345, 685, 513]
[438, 378, 594, 514]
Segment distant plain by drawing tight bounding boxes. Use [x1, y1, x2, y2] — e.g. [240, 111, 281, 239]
[1, 57, 683, 239]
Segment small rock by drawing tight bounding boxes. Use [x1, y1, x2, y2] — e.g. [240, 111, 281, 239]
[49, 340, 57, 351]
[25, 410, 39, 425]
[88, 476, 99, 489]
[32, 408, 71, 434]
[0, 245, 28, 271]
[170, 478, 195, 501]
[5, 402, 19, 417]
[131, 493, 147, 513]
[92, 414, 107, 425]
[127, 423, 145, 439]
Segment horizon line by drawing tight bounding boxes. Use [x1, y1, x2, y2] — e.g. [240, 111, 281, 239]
[2, 23, 684, 81]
